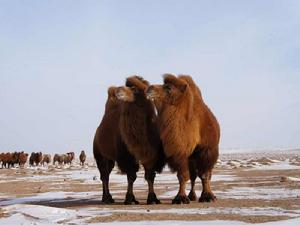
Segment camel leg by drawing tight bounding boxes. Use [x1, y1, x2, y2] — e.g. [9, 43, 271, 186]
[145, 168, 161, 204]
[188, 160, 198, 201]
[199, 170, 216, 202]
[96, 158, 115, 204]
[172, 159, 190, 204]
[124, 172, 139, 205]
[117, 147, 139, 205]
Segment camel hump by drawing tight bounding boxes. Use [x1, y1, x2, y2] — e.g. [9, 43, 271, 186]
[178, 74, 203, 100]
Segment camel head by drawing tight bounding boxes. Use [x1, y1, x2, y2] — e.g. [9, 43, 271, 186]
[116, 76, 150, 103]
[146, 74, 188, 107]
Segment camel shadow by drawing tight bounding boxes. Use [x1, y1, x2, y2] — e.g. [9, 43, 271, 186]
[31, 198, 160, 208]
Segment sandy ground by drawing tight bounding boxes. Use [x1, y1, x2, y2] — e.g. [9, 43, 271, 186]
[0, 150, 300, 224]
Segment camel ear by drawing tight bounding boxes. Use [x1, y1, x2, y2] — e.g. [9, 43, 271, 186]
[108, 86, 117, 97]
[180, 83, 187, 92]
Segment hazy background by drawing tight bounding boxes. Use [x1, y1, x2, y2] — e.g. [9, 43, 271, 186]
[1, 0, 299, 155]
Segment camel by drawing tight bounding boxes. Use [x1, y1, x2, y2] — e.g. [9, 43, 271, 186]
[115, 76, 165, 204]
[93, 86, 139, 204]
[1, 152, 18, 168]
[18, 152, 29, 167]
[66, 152, 75, 164]
[53, 154, 68, 165]
[79, 150, 86, 166]
[41, 154, 51, 166]
[29, 152, 43, 166]
[146, 74, 220, 204]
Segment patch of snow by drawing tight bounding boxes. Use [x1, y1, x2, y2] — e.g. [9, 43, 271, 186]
[3, 204, 77, 224]
[1, 204, 300, 225]
[0, 191, 101, 206]
[248, 160, 300, 171]
[212, 174, 237, 182]
[281, 177, 300, 182]
[0, 213, 44, 225]
[215, 187, 300, 200]
[87, 207, 300, 218]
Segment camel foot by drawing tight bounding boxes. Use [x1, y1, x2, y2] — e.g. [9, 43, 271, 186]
[147, 192, 161, 205]
[188, 191, 197, 201]
[199, 191, 217, 203]
[124, 193, 139, 205]
[102, 194, 115, 204]
[172, 194, 190, 204]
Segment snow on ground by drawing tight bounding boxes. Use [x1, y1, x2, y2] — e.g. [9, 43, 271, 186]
[217, 158, 300, 170]
[248, 160, 300, 171]
[215, 187, 300, 200]
[0, 205, 300, 225]
[0, 191, 101, 206]
[0, 204, 99, 225]
[283, 177, 300, 182]
[218, 151, 300, 170]
[57, 168, 99, 184]
[80, 207, 300, 217]
[2, 204, 78, 224]
[1, 204, 300, 225]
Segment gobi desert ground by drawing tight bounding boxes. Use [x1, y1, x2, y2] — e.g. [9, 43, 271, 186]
[1, 150, 300, 225]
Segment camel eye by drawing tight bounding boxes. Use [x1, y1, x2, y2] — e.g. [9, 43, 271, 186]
[163, 84, 172, 93]
[131, 87, 138, 94]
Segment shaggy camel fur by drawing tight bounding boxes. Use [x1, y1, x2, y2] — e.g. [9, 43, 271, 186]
[146, 74, 220, 204]
[93, 87, 139, 205]
[115, 76, 165, 204]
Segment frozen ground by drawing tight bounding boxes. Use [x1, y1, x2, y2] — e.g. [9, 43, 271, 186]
[0, 150, 300, 224]
[1, 205, 300, 225]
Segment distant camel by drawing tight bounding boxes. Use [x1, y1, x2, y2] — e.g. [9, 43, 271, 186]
[79, 150, 86, 166]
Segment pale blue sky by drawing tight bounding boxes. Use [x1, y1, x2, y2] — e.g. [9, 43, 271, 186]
[1, 0, 299, 155]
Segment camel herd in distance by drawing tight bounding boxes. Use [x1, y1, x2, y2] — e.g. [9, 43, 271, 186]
[94, 74, 220, 205]
[0, 150, 87, 168]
